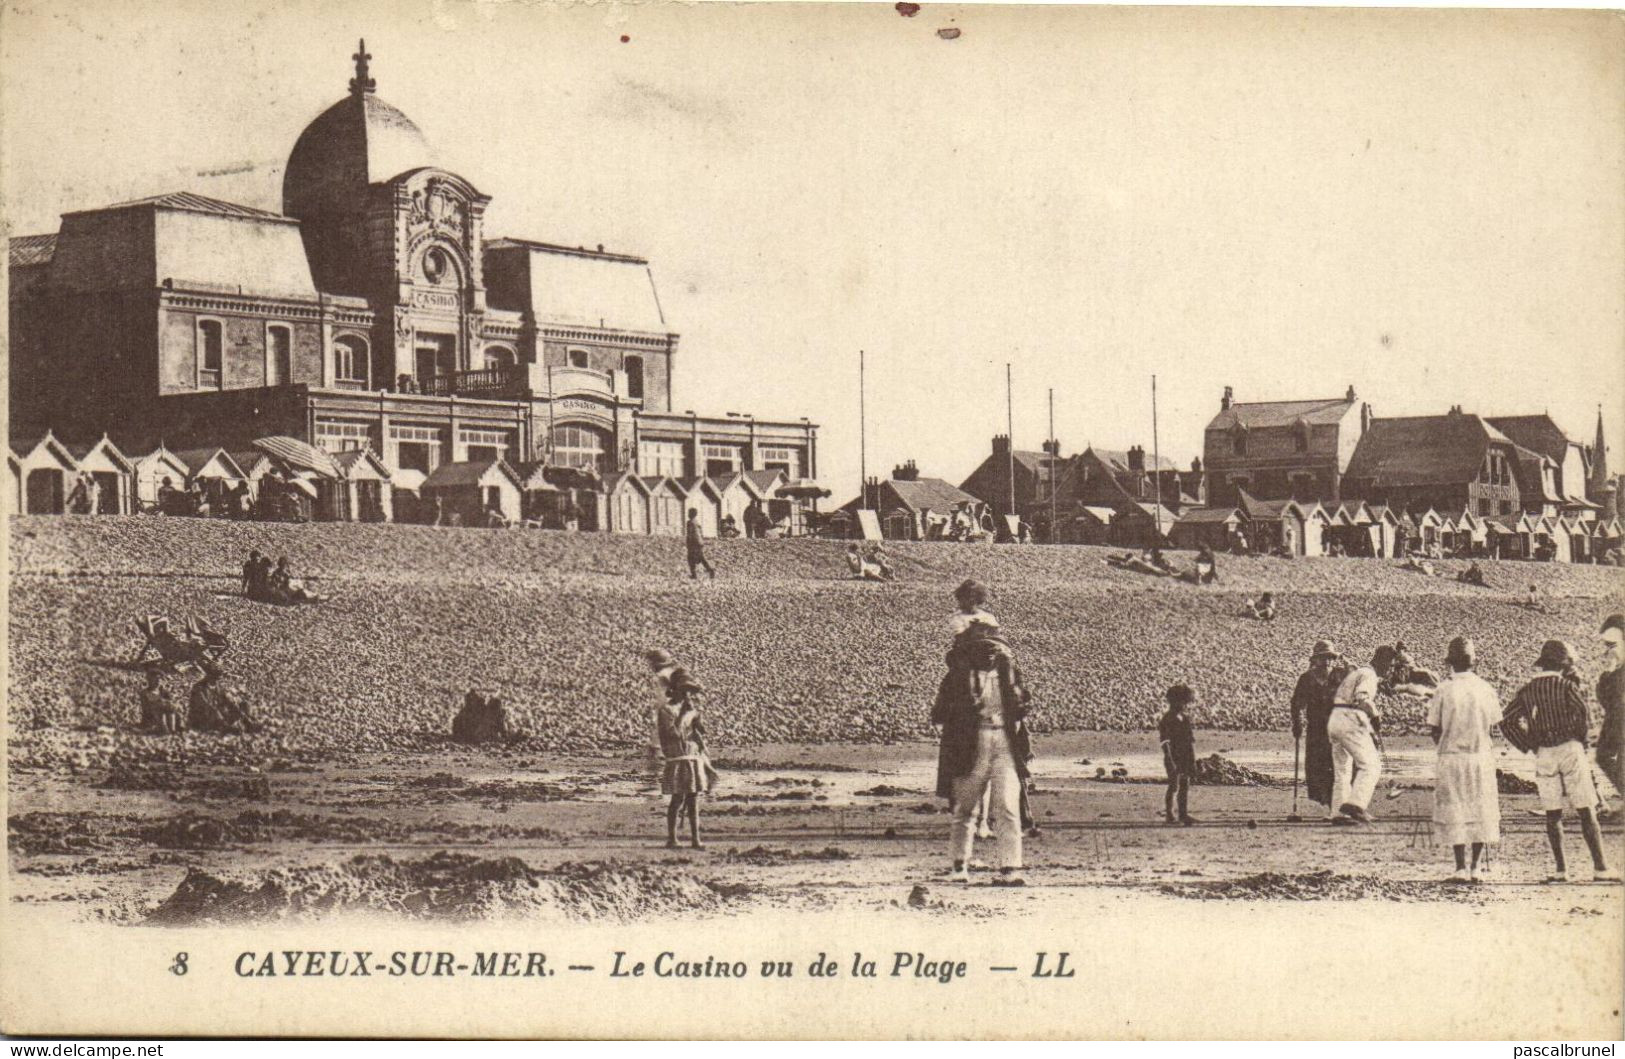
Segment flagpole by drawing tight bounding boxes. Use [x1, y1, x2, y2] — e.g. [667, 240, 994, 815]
[859, 349, 867, 510]
[1049, 386, 1056, 544]
[1152, 374, 1163, 539]
[1006, 363, 1015, 527]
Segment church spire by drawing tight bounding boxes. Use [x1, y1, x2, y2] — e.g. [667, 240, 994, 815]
[1592, 405, 1610, 491]
[349, 38, 375, 96]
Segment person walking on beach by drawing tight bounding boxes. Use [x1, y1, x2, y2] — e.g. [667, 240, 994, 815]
[932, 597, 1031, 886]
[1502, 640, 1619, 883]
[1596, 614, 1624, 818]
[655, 661, 718, 849]
[684, 508, 715, 580]
[1328, 644, 1395, 824]
[1425, 637, 1501, 882]
[1291, 640, 1347, 820]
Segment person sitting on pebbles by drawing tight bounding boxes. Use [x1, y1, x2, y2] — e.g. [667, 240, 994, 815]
[655, 662, 718, 850]
[137, 668, 183, 734]
[1244, 593, 1277, 621]
[1456, 561, 1488, 588]
[187, 661, 262, 734]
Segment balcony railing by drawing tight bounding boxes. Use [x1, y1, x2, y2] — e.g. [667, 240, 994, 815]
[417, 366, 521, 398]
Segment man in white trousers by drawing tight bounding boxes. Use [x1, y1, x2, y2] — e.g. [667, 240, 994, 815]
[1329, 644, 1397, 824]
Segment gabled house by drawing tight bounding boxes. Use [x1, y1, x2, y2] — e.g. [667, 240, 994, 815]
[1169, 506, 1244, 551]
[603, 471, 652, 534]
[1488, 414, 1597, 519]
[128, 445, 193, 513]
[1203, 384, 1370, 506]
[1344, 408, 1525, 519]
[841, 464, 990, 541]
[676, 477, 724, 538]
[173, 447, 249, 512]
[641, 476, 686, 537]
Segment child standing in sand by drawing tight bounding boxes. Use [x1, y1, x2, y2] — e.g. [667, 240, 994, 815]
[1159, 685, 1198, 825]
[656, 663, 718, 850]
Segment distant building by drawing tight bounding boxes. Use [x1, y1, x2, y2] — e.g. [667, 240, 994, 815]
[1487, 414, 1597, 518]
[7, 43, 819, 529]
[959, 435, 1199, 540]
[1203, 385, 1370, 507]
[1343, 407, 1530, 518]
[839, 460, 989, 541]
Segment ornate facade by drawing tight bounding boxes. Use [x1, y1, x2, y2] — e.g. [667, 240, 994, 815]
[9, 42, 817, 502]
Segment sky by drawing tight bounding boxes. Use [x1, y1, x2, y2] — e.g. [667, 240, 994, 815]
[4, 0, 1622, 497]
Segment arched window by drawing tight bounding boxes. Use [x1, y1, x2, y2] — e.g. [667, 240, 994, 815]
[624, 354, 644, 399]
[485, 345, 515, 372]
[197, 319, 223, 387]
[552, 423, 610, 472]
[267, 325, 291, 385]
[333, 335, 368, 388]
[568, 349, 590, 369]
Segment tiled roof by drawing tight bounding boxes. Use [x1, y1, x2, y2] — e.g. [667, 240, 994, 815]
[886, 477, 983, 514]
[1486, 415, 1572, 463]
[1086, 447, 1178, 474]
[1344, 414, 1512, 488]
[78, 191, 287, 220]
[1208, 396, 1357, 432]
[173, 447, 244, 477]
[422, 459, 514, 489]
[9, 233, 56, 267]
[1175, 506, 1243, 524]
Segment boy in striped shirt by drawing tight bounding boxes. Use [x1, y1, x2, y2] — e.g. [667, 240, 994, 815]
[1503, 640, 1619, 883]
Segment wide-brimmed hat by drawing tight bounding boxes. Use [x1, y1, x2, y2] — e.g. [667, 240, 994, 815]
[1311, 640, 1340, 660]
[1536, 639, 1575, 670]
[644, 648, 675, 669]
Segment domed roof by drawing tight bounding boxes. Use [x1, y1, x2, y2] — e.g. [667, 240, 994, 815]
[282, 42, 437, 219]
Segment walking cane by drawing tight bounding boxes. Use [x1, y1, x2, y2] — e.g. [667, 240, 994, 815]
[1288, 730, 1303, 822]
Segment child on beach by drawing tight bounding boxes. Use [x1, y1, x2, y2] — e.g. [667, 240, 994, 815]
[655, 663, 719, 850]
[949, 578, 996, 637]
[1159, 685, 1198, 825]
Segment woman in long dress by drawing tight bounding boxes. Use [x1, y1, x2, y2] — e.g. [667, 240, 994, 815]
[1426, 636, 1502, 881]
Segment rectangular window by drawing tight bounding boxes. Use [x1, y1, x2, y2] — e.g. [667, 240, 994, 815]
[458, 429, 511, 463]
[198, 319, 223, 388]
[624, 355, 645, 400]
[1478, 498, 1491, 517]
[314, 419, 373, 454]
[640, 440, 686, 478]
[758, 446, 804, 479]
[397, 442, 433, 474]
[1499, 500, 1513, 515]
[703, 443, 744, 479]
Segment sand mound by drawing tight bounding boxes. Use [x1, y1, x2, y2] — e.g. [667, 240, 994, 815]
[1193, 754, 1281, 787]
[146, 853, 746, 924]
[722, 845, 855, 865]
[1159, 870, 1485, 903]
[1496, 769, 1539, 795]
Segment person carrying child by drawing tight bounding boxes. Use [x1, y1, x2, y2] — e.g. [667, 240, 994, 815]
[656, 662, 719, 849]
[932, 586, 1031, 886]
[1159, 684, 1199, 825]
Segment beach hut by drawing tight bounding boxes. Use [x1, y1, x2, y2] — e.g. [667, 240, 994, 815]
[63, 435, 135, 514]
[1169, 506, 1243, 551]
[173, 447, 248, 514]
[1110, 501, 1180, 549]
[334, 448, 394, 522]
[420, 459, 522, 527]
[11, 432, 79, 514]
[128, 446, 191, 513]
[604, 471, 652, 534]
[677, 477, 724, 538]
[1561, 515, 1591, 564]
[642, 476, 686, 537]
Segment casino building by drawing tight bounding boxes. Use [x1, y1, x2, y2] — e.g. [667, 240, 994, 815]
[8, 43, 818, 507]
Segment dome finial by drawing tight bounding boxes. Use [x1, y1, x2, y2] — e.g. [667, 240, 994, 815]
[350, 38, 375, 96]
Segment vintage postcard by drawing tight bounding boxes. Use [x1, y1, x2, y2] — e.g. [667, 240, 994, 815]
[2, 0, 1622, 1041]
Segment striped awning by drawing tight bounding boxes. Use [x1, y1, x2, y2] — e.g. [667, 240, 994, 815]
[252, 436, 340, 478]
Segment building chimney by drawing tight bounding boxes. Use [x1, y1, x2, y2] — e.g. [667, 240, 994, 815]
[1191, 456, 1202, 473]
[1221, 386, 1234, 411]
[892, 460, 920, 482]
[1346, 384, 1356, 401]
[992, 434, 1010, 456]
[1127, 445, 1146, 473]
